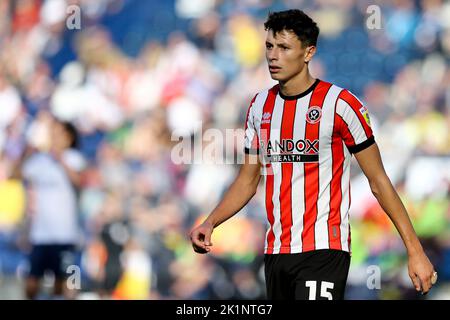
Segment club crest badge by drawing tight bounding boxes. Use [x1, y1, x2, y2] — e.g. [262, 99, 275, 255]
[306, 106, 322, 124]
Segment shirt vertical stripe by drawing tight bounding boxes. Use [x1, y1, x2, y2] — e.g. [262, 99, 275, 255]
[328, 96, 345, 250]
[301, 81, 333, 251]
[289, 92, 312, 252]
[261, 86, 278, 254]
[278, 98, 297, 253]
[315, 85, 341, 250]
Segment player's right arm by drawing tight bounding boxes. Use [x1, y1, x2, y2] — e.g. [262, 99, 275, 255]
[189, 153, 262, 254]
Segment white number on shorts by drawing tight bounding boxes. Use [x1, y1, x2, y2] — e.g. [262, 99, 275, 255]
[305, 281, 335, 300]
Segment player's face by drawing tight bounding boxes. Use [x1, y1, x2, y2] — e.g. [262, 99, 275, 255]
[265, 29, 314, 82]
[50, 121, 72, 151]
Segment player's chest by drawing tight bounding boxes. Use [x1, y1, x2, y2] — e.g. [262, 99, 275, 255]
[254, 104, 335, 145]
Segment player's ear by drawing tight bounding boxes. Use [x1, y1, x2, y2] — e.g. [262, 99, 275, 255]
[304, 45, 316, 63]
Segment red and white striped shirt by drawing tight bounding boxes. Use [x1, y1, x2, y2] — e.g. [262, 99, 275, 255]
[244, 79, 374, 254]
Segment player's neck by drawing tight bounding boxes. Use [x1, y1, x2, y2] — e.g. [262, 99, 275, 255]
[278, 69, 316, 97]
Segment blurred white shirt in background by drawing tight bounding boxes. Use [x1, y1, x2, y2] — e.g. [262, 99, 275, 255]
[23, 149, 86, 245]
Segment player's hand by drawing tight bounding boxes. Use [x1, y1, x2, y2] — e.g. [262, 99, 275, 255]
[408, 250, 436, 295]
[189, 221, 214, 254]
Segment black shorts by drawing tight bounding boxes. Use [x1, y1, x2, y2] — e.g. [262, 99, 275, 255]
[264, 249, 350, 300]
[28, 244, 76, 279]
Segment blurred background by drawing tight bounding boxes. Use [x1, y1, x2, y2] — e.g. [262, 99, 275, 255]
[0, 0, 449, 300]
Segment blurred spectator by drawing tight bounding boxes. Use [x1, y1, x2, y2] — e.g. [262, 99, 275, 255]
[11, 116, 85, 299]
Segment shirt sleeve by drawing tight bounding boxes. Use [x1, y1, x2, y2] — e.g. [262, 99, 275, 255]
[336, 89, 375, 154]
[244, 94, 259, 154]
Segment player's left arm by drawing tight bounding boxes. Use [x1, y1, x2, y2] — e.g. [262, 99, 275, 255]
[354, 143, 436, 294]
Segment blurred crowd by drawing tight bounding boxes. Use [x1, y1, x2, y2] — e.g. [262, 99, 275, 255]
[0, 0, 449, 300]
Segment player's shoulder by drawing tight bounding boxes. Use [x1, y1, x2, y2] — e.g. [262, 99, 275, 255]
[247, 84, 279, 110]
[253, 84, 279, 99]
[322, 80, 365, 108]
[319, 80, 347, 97]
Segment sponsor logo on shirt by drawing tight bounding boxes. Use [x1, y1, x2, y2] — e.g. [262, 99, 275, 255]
[260, 139, 319, 163]
[261, 112, 272, 124]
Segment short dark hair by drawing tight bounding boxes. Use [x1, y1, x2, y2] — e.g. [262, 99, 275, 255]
[264, 9, 320, 47]
[61, 121, 80, 149]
